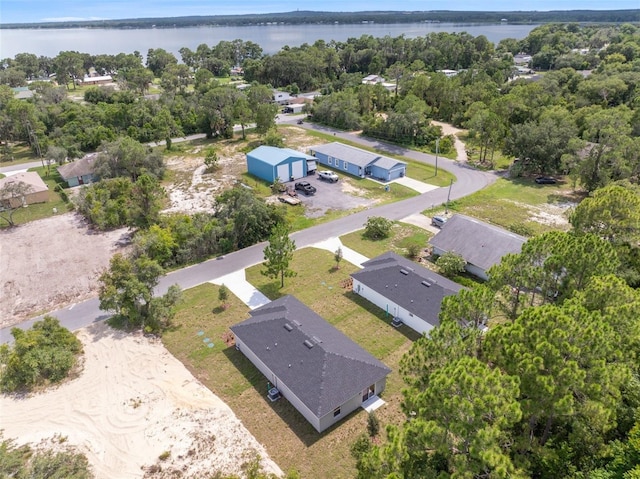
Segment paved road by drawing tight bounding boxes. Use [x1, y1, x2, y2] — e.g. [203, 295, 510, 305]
[0, 126, 496, 343]
[0, 160, 45, 176]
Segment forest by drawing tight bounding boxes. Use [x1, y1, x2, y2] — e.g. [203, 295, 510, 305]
[3, 9, 639, 29]
[1, 21, 639, 478]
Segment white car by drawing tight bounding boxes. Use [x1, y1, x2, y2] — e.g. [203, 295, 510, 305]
[318, 170, 339, 182]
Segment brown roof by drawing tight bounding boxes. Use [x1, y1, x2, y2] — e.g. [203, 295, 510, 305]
[0, 171, 48, 197]
[57, 153, 98, 180]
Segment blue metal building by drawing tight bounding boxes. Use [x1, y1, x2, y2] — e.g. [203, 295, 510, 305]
[308, 142, 407, 182]
[246, 146, 317, 184]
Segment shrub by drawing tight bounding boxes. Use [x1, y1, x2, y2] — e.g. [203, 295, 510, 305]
[364, 216, 392, 240]
[436, 251, 467, 278]
[367, 411, 380, 437]
[406, 241, 422, 259]
[0, 316, 83, 392]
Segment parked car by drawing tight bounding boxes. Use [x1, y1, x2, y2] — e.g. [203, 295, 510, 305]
[295, 181, 317, 195]
[431, 215, 447, 228]
[318, 170, 339, 183]
[535, 176, 557, 184]
[278, 195, 301, 205]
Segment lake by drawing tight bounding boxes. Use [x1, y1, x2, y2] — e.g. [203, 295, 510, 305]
[0, 22, 539, 59]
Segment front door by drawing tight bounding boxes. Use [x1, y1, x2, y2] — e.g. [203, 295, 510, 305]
[362, 384, 375, 402]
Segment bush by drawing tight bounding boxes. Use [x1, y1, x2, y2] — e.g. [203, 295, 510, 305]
[0, 316, 83, 392]
[364, 216, 393, 240]
[406, 241, 423, 259]
[367, 411, 380, 437]
[436, 251, 467, 278]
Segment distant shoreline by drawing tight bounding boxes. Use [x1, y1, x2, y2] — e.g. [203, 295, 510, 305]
[2, 9, 638, 30]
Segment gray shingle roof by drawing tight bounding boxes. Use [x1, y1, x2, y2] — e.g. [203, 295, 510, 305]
[309, 142, 406, 170]
[57, 153, 98, 180]
[352, 252, 463, 328]
[428, 214, 526, 271]
[230, 295, 390, 418]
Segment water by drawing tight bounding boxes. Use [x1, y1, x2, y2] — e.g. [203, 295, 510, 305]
[0, 22, 539, 59]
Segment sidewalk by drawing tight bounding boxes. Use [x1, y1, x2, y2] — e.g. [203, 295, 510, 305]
[308, 237, 369, 268]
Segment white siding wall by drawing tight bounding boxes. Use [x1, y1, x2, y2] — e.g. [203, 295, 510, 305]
[235, 336, 322, 432]
[465, 263, 488, 281]
[353, 279, 432, 335]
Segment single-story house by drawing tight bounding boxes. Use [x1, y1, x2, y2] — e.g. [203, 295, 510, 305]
[429, 214, 527, 281]
[0, 171, 49, 208]
[362, 74, 385, 84]
[12, 87, 34, 100]
[351, 252, 463, 335]
[282, 103, 305, 114]
[246, 146, 317, 183]
[513, 53, 532, 65]
[308, 142, 406, 182]
[57, 153, 99, 187]
[437, 69, 460, 77]
[273, 90, 292, 105]
[80, 75, 113, 85]
[231, 295, 391, 433]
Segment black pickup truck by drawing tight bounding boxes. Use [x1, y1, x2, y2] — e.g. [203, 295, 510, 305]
[295, 181, 317, 195]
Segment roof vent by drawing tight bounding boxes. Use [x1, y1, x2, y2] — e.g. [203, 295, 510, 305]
[427, 277, 438, 284]
[293, 320, 302, 326]
[400, 269, 409, 275]
[421, 280, 431, 287]
[303, 340, 314, 349]
[312, 335, 323, 344]
[284, 323, 293, 331]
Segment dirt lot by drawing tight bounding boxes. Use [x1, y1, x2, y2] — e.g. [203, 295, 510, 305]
[0, 213, 128, 329]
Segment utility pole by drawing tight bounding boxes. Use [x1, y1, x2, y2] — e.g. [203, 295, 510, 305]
[445, 179, 453, 214]
[435, 138, 439, 176]
[26, 120, 46, 175]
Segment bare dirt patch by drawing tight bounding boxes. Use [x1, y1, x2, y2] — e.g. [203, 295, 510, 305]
[0, 322, 281, 479]
[0, 213, 129, 329]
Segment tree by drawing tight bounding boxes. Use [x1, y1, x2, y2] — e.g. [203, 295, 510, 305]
[0, 316, 82, 392]
[99, 253, 180, 332]
[334, 247, 343, 270]
[95, 136, 165, 181]
[367, 411, 380, 437]
[363, 216, 392, 240]
[435, 251, 466, 278]
[204, 147, 219, 171]
[128, 174, 165, 229]
[218, 284, 230, 309]
[0, 179, 34, 227]
[262, 223, 296, 288]
[54, 51, 85, 90]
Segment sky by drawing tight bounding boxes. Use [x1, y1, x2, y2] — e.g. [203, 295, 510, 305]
[1, 0, 638, 24]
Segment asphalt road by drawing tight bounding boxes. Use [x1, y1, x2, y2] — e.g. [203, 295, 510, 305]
[0, 125, 496, 343]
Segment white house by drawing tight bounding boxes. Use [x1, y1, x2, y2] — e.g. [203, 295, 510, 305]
[231, 296, 391, 433]
[429, 214, 527, 281]
[351, 252, 463, 335]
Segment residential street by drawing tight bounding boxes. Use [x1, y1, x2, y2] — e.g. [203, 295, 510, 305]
[0, 127, 496, 343]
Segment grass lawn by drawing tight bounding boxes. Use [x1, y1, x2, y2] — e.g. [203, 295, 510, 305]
[0, 166, 72, 227]
[341, 222, 432, 260]
[163, 248, 420, 478]
[0, 143, 40, 166]
[425, 177, 581, 236]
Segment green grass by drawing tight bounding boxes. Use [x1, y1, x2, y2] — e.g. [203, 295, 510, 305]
[341, 222, 431, 259]
[163, 248, 420, 478]
[0, 143, 39, 166]
[424, 177, 580, 236]
[0, 167, 72, 227]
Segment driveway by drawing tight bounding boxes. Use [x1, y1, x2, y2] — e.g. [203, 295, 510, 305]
[288, 175, 373, 218]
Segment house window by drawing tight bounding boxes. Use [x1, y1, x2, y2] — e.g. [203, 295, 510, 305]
[333, 407, 341, 417]
[328, 156, 333, 165]
[344, 161, 348, 170]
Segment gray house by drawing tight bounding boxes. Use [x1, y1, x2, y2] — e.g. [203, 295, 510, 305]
[351, 252, 463, 335]
[57, 153, 98, 187]
[429, 214, 527, 281]
[308, 142, 406, 182]
[231, 295, 391, 433]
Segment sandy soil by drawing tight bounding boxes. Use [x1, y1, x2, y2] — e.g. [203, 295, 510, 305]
[431, 120, 468, 163]
[0, 213, 129, 329]
[0, 322, 282, 479]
